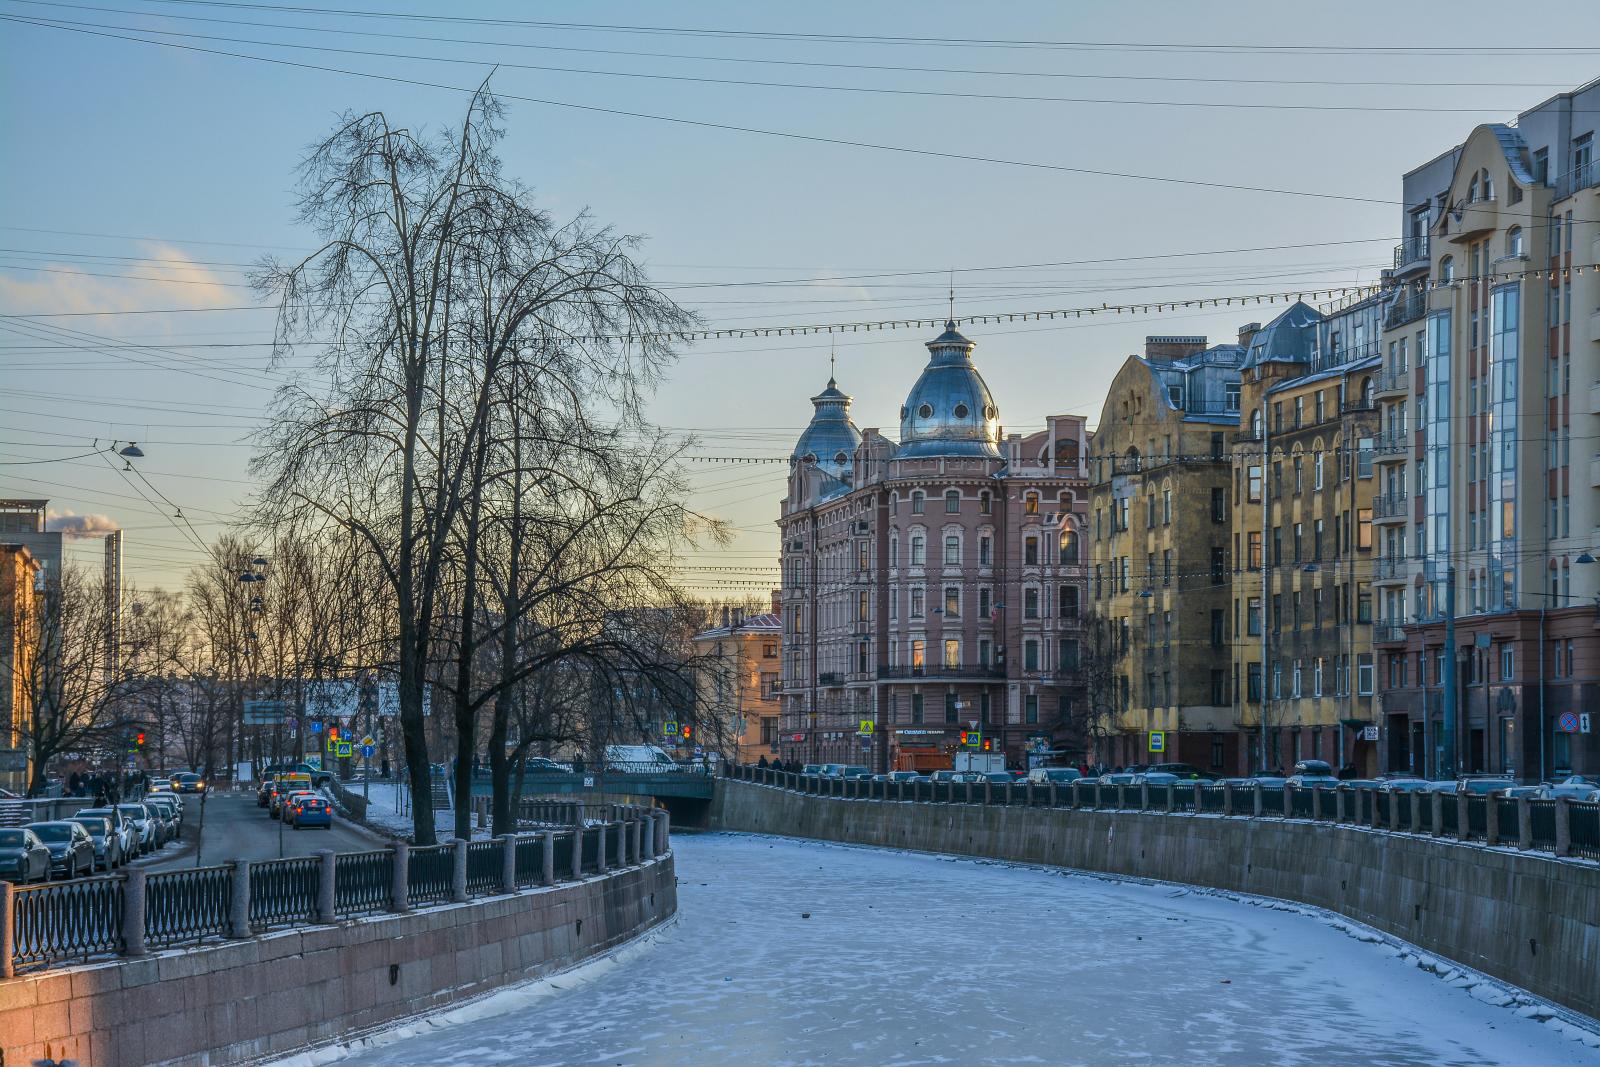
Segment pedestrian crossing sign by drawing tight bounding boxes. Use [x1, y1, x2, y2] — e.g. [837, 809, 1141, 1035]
[1148, 731, 1166, 753]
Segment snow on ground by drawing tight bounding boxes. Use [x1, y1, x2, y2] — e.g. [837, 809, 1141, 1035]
[342, 781, 429, 838]
[278, 833, 1599, 1067]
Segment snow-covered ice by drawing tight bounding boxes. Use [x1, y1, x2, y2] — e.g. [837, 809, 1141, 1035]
[298, 833, 1598, 1067]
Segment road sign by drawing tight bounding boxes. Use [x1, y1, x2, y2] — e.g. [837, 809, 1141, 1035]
[959, 730, 982, 748]
[359, 744, 376, 759]
[858, 720, 874, 735]
[309, 720, 323, 734]
[335, 740, 353, 758]
[663, 721, 678, 737]
[1361, 725, 1380, 742]
[1148, 731, 1166, 753]
[790, 732, 805, 742]
[243, 699, 287, 725]
[360, 734, 375, 748]
[1558, 712, 1580, 733]
[1582, 713, 1593, 734]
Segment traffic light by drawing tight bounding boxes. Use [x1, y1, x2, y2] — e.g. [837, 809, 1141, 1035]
[328, 724, 340, 741]
[680, 723, 693, 740]
[981, 737, 993, 752]
[958, 730, 971, 746]
[135, 731, 145, 747]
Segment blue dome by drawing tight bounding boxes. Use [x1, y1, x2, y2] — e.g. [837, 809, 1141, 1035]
[792, 377, 861, 488]
[894, 322, 1000, 459]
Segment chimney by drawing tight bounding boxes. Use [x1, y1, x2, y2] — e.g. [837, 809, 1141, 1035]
[721, 606, 730, 629]
[1143, 335, 1207, 362]
[1237, 322, 1262, 350]
[771, 589, 782, 618]
[733, 607, 745, 628]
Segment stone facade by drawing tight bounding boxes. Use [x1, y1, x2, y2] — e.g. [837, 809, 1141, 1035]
[777, 324, 1090, 771]
[692, 607, 783, 764]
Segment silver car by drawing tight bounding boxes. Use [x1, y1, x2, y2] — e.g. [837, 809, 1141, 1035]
[116, 802, 158, 854]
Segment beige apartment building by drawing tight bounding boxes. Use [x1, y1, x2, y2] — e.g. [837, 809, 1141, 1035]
[691, 606, 783, 765]
[1087, 336, 1243, 771]
[1374, 79, 1600, 781]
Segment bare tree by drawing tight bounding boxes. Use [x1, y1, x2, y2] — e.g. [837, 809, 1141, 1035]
[252, 88, 694, 844]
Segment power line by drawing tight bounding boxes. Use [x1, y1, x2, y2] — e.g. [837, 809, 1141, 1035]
[9, 8, 1587, 115]
[9, 0, 1581, 89]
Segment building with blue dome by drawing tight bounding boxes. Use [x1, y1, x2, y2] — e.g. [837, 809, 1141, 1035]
[778, 323, 1091, 772]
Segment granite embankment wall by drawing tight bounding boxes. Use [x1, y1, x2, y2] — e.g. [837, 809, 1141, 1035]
[710, 779, 1600, 1020]
[0, 854, 676, 1067]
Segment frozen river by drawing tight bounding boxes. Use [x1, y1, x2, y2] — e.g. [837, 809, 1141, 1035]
[316, 833, 1596, 1067]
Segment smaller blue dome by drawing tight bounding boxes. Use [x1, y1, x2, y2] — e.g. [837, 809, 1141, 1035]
[792, 377, 861, 489]
[894, 321, 1000, 459]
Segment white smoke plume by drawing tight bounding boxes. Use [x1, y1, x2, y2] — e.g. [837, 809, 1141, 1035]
[45, 511, 121, 538]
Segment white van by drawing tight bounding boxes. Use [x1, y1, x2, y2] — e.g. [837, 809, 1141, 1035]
[603, 745, 682, 773]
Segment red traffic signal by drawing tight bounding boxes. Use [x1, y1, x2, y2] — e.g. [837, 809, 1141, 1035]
[135, 731, 145, 746]
[981, 737, 993, 752]
[680, 724, 693, 739]
[328, 725, 340, 741]
[958, 730, 970, 745]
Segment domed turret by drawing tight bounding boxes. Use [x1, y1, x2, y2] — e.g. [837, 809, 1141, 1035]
[894, 321, 1000, 459]
[791, 377, 861, 495]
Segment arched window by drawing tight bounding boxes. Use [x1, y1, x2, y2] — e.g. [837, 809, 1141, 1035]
[1024, 491, 1040, 515]
[1361, 377, 1374, 405]
[1467, 174, 1478, 202]
[945, 489, 961, 514]
[1059, 528, 1079, 564]
[1507, 226, 1524, 257]
[1439, 255, 1454, 282]
[1251, 409, 1263, 438]
[889, 536, 899, 568]
[1481, 170, 1494, 200]
[889, 491, 899, 515]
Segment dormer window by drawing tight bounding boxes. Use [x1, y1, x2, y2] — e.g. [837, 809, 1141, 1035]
[802, 452, 817, 465]
[953, 403, 970, 419]
[917, 404, 933, 419]
[835, 451, 848, 464]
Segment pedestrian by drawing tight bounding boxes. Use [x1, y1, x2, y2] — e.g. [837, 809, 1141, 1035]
[757, 755, 769, 769]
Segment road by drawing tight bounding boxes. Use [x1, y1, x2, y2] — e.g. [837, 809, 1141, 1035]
[146, 789, 384, 870]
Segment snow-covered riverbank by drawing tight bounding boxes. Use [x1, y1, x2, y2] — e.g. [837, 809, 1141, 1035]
[290, 833, 1598, 1067]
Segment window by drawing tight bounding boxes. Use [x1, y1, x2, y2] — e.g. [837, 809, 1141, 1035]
[857, 642, 869, 674]
[1506, 226, 1524, 258]
[1439, 255, 1454, 282]
[1211, 670, 1226, 706]
[857, 590, 869, 621]
[1247, 465, 1262, 503]
[978, 638, 991, 666]
[944, 587, 960, 618]
[1211, 487, 1226, 523]
[857, 540, 869, 570]
[1225, 384, 1241, 412]
[979, 535, 992, 566]
[1024, 588, 1040, 619]
[945, 489, 961, 513]
[1025, 537, 1039, 565]
[1023, 693, 1038, 724]
[911, 693, 924, 724]
[1059, 528, 1078, 564]
[1059, 639, 1079, 672]
[1313, 452, 1324, 490]
[1500, 644, 1515, 681]
[1025, 492, 1040, 515]
[944, 639, 960, 670]
[910, 588, 925, 618]
[978, 587, 991, 618]
[1161, 489, 1172, 525]
[911, 490, 925, 514]
[1356, 653, 1374, 696]
[1024, 640, 1039, 671]
[1059, 585, 1079, 618]
[944, 535, 960, 566]
[763, 643, 777, 659]
[1247, 531, 1262, 570]
[910, 535, 925, 566]
[1162, 549, 1173, 586]
[979, 490, 991, 514]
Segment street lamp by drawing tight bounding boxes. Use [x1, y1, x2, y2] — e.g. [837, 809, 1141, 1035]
[117, 442, 144, 459]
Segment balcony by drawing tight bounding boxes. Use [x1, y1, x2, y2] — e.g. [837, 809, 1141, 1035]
[1372, 492, 1410, 524]
[1385, 290, 1428, 330]
[1111, 456, 1143, 475]
[1373, 367, 1411, 399]
[1372, 557, 1408, 585]
[1392, 235, 1430, 276]
[1553, 162, 1598, 202]
[876, 664, 1006, 681]
[1374, 426, 1409, 465]
[1374, 623, 1408, 646]
[817, 672, 842, 687]
[1446, 197, 1498, 243]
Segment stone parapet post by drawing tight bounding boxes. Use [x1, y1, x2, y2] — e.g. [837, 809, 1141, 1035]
[391, 840, 410, 913]
[122, 867, 148, 958]
[1431, 790, 1444, 837]
[541, 831, 556, 884]
[1517, 797, 1533, 851]
[451, 839, 469, 903]
[1252, 784, 1264, 818]
[1455, 791, 1470, 841]
[0, 882, 14, 979]
[316, 849, 337, 923]
[500, 835, 518, 893]
[1554, 797, 1572, 857]
[230, 859, 252, 938]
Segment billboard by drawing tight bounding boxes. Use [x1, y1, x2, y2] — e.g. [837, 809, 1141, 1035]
[304, 680, 361, 722]
[375, 681, 431, 717]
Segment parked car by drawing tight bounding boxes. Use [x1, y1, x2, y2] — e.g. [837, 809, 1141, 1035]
[69, 814, 123, 870]
[801, 764, 822, 776]
[1142, 763, 1214, 781]
[1425, 781, 1460, 794]
[0, 828, 51, 883]
[977, 771, 1016, 785]
[1378, 778, 1433, 793]
[603, 745, 682, 773]
[1026, 767, 1082, 785]
[1340, 779, 1383, 790]
[1095, 772, 1138, 786]
[116, 803, 158, 853]
[884, 770, 920, 782]
[929, 770, 962, 783]
[75, 807, 136, 861]
[1286, 761, 1341, 789]
[526, 757, 572, 773]
[28, 821, 96, 879]
[143, 795, 182, 842]
[1129, 771, 1181, 788]
[285, 792, 331, 828]
[170, 772, 208, 795]
[1456, 776, 1517, 795]
[1498, 785, 1550, 799]
[1548, 775, 1600, 800]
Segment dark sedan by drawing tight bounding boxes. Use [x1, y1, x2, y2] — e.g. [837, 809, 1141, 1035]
[69, 814, 124, 870]
[27, 821, 96, 879]
[0, 828, 51, 883]
[170, 772, 208, 795]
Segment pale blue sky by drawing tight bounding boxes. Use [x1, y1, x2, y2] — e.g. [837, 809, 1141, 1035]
[2, 1, 1598, 592]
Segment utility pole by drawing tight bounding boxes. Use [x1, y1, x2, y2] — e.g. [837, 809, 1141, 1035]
[1441, 564, 1458, 780]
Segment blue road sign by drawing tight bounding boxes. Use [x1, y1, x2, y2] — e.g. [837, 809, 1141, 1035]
[359, 744, 376, 759]
[309, 720, 324, 734]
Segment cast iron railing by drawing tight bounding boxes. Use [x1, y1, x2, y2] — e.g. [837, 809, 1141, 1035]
[145, 866, 233, 947]
[465, 840, 502, 895]
[249, 857, 319, 929]
[334, 850, 394, 916]
[407, 844, 454, 907]
[10, 876, 124, 968]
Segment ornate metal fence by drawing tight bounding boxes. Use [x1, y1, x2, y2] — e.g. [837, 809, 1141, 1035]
[465, 841, 502, 895]
[249, 858, 319, 929]
[514, 835, 545, 886]
[334, 850, 394, 916]
[145, 866, 233, 947]
[1526, 800, 1556, 849]
[407, 844, 454, 906]
[1570, 803, 1600, 859]
[10, 877, 124, 970]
